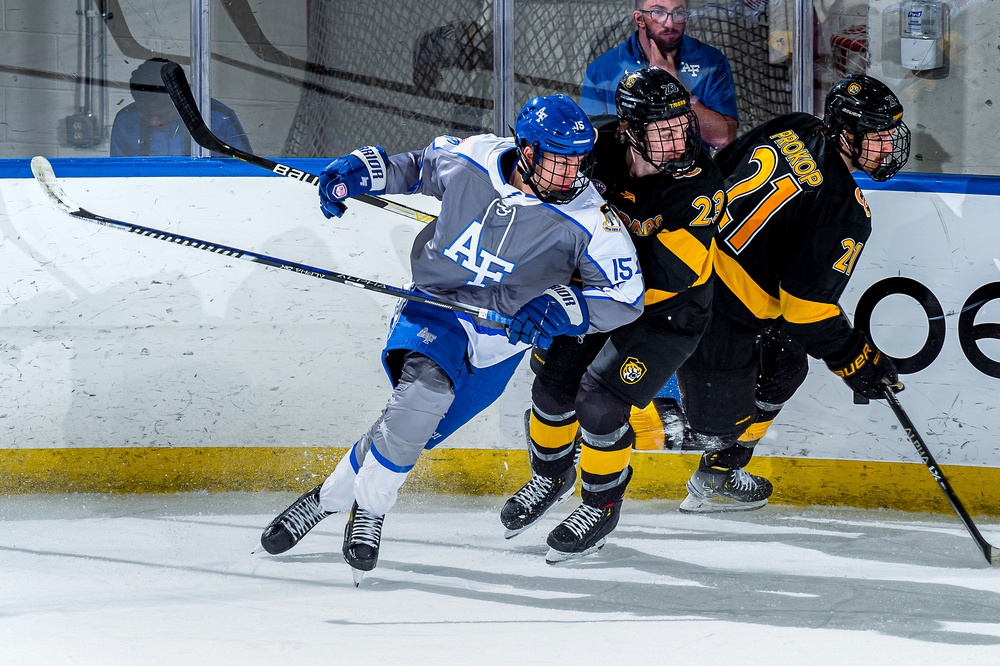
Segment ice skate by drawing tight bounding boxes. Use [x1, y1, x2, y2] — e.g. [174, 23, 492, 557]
[679, 465, 773, 513]
[343, 501, 384, 586]
[500, 466, 577, 538]
[260, 484, 332, 554]
[544, 500, 622, 563]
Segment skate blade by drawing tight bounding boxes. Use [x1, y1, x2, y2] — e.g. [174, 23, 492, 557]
[544, 538, 606, 564]
[352, 568, 366, 587]
[678, 494, 768, 514]
[501, 487, 576, 540]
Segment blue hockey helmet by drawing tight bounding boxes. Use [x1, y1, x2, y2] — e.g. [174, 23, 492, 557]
[515, 94, 596, 156]
[513, 94, 596, 204]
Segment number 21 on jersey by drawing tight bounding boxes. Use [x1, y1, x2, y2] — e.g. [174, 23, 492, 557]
[718, 145, 802, 253]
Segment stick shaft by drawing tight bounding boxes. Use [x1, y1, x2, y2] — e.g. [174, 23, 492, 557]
[883, 387, 999, 565]
[30, 156, 508, 325]
[159, 62, 436, 224]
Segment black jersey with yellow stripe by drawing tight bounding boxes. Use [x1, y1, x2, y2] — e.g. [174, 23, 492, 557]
[711, 112, 872, 361]
[591, 121, 726, 316]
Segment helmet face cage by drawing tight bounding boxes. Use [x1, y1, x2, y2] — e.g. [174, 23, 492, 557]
[514, 94, 596, 204]
[848, 121, 911, 182]
[621, 110, 701, 175]
[516, 147, 596, 205]
[825, 75, 911, 182]
[615, 67, 702, 175]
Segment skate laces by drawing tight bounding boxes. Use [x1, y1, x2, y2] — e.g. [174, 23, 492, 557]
[282, 494, 328, 538]
[727, 468, 756, 492]
[349, 507, 384, 548]
[562, 503, 604, 538]
[513, 474, 557, 508]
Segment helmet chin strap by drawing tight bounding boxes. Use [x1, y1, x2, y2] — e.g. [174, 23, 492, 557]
[836, 131, 863, 173]
[516, 144, 545, 199]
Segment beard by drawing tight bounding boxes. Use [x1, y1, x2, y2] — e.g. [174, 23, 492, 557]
[649, 28, 683, 55]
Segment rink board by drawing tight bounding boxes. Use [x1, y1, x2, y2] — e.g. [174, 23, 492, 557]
[1, 160, 999, 514]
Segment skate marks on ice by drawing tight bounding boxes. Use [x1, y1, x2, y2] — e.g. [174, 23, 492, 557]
[348, 502, 1000, 647]
[2, 493, 1000, 656]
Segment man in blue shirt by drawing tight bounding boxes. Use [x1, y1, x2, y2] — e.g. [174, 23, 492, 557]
[110, 58, 251, 157]
[581, 0, 738, 150]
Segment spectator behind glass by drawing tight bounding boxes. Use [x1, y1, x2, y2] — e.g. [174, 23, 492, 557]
[581, 0, 738, 150]
[110, 58, 251, 157]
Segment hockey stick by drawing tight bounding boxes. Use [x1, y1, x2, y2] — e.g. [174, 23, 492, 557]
[30, 157, 509, 325]
[882, 386, 1000, 566]
[158, 62, 437, 224]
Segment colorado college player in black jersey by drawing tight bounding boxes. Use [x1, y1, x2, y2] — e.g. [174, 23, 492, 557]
[676, 74, 910, 513]
[500, 67, 726, 561]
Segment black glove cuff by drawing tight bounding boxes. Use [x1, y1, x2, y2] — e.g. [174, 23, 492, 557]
[824, 330, 875, 377]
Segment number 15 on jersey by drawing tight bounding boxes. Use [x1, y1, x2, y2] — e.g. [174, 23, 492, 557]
[613, 257, 636, 281]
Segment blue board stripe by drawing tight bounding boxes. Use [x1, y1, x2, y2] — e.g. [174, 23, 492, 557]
[2, 157, 999, 196]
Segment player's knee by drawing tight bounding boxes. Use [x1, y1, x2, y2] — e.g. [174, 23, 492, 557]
[757, 327, 808, 405]
[531, 371, 579, 417]
[574, 371, 631, 436]
[399, 352, 453, 394]
[679, 366, 755, 438]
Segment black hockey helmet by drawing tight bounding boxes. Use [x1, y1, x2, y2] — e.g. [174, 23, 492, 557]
[615, 66, 701, 175]
[824, 74, 910, 182]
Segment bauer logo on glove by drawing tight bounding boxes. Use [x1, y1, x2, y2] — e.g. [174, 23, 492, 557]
[506, 284, 590, 349]
[318, 145, 389, 219]
[830, 339, 876, 377]
[825, 330, 903, 400]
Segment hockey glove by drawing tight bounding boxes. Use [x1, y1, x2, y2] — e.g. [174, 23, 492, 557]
[507, 285, 589, 350]
[318, 145, 389, 219]
[825, 330, 904, 400]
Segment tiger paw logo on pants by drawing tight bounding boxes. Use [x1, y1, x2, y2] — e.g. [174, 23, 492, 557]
[620, 357, 647, 384]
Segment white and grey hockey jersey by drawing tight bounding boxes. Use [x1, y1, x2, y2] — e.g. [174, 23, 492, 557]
[380, 134, 644, 366]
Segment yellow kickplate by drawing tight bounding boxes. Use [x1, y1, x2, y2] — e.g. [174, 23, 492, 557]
[0, 447, 997, 517]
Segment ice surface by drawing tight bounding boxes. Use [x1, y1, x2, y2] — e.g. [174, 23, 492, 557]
[2, 492, 999, 664]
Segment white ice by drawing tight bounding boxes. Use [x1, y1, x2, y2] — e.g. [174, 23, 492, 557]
[2, 492, 1000, 665]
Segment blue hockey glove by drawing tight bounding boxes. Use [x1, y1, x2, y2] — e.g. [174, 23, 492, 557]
[507, 285, 589, 349]
[825, 330, 904, 400]
[318, 145, 389, 219]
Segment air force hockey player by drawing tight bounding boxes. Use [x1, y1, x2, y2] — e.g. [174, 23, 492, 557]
[258, 94, 644, 582]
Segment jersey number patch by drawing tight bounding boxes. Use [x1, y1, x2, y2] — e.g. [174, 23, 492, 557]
[718, 145, 802, 254]
[834, 238, 864, 275]
[690, 190, 726, 227]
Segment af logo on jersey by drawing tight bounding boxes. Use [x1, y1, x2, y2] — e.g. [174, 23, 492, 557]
[620, 356, 647, 384]
[443, 220, 516, 287]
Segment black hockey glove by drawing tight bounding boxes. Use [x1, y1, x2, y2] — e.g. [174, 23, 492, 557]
[825, 331, 904, 400]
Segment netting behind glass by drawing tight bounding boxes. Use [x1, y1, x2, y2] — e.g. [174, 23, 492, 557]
[283, 0, 791, 157]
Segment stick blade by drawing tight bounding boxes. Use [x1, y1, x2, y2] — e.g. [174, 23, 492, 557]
[160, 61, 227, 154]
[30, 156, 80, 214]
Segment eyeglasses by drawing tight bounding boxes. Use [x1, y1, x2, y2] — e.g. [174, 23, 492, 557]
[639, 8, 691, 23]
